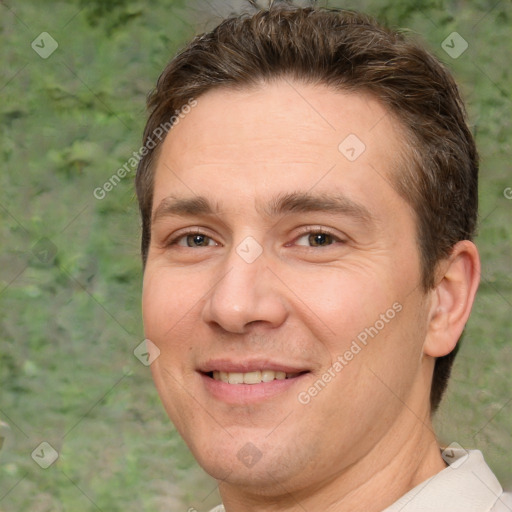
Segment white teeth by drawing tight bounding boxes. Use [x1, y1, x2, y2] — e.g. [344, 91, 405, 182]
[243, 371, 262, 384]
[228, 372, 244, 384]
[211, 369, 300, 384]
[261, 370, 275, 382]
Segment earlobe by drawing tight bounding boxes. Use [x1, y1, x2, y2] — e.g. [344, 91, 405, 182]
[423, 241, 481, 358]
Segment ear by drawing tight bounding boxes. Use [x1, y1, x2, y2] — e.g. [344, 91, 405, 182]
[423, 240, 481, 358]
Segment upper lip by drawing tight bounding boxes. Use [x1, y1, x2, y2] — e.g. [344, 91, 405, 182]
[198, 358, 310, 374]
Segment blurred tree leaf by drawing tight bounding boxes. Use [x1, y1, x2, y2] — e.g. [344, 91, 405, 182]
[373, 0, 445, 25]
[78, 0, 144, 34]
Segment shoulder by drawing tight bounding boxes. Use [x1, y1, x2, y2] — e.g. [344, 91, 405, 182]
[490, 492, 512, 511]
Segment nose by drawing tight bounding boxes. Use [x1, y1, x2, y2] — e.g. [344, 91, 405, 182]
[202, 243, 288, 334]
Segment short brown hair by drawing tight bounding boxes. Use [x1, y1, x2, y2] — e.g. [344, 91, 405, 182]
[135, 5, 478, 412]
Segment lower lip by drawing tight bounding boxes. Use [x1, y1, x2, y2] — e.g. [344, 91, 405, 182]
[199, 372, 310, 404]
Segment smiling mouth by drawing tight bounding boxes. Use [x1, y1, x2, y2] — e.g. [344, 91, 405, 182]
[205, 370, 308, 385]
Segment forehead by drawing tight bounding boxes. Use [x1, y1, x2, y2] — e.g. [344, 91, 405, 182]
[152, 80, 409, 214]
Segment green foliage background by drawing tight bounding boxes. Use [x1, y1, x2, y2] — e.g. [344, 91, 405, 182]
[0, 0, 510, 510]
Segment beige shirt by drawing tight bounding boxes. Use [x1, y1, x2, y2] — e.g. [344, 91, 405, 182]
[208, 448, 511, 512]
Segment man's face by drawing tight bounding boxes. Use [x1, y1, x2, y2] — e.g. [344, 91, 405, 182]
[142, 81, 435, 493]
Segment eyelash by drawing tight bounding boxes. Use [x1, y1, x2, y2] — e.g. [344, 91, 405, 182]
[166, 227, 345, 248]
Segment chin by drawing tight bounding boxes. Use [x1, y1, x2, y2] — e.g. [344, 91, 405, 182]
[189, 428, 322, 493]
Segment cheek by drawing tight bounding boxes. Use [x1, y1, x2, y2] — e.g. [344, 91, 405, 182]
[142, 266, 199, 340]
[142, 266, 211, 389]
[284, 261, 424, 404]
[142, 269, 201, 423]
[278, 263, 398, 343]
[296, 299, 426, 442]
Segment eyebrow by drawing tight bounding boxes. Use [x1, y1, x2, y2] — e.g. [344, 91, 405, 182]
[152, 196, 213, 223]
[151, 191, 374, 225]
[262, 191, 374, 223]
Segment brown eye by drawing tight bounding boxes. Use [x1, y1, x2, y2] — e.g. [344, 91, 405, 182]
[295, 231, 338, 247]
[185, 234, 213, 247]
[308, 233, 333, 247]
[167, 230, 219, 248]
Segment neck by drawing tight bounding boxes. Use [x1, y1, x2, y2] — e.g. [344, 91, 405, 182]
[219, 403, 447, 512]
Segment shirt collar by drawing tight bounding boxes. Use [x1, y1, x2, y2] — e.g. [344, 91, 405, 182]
[383, 448, 504, 512]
